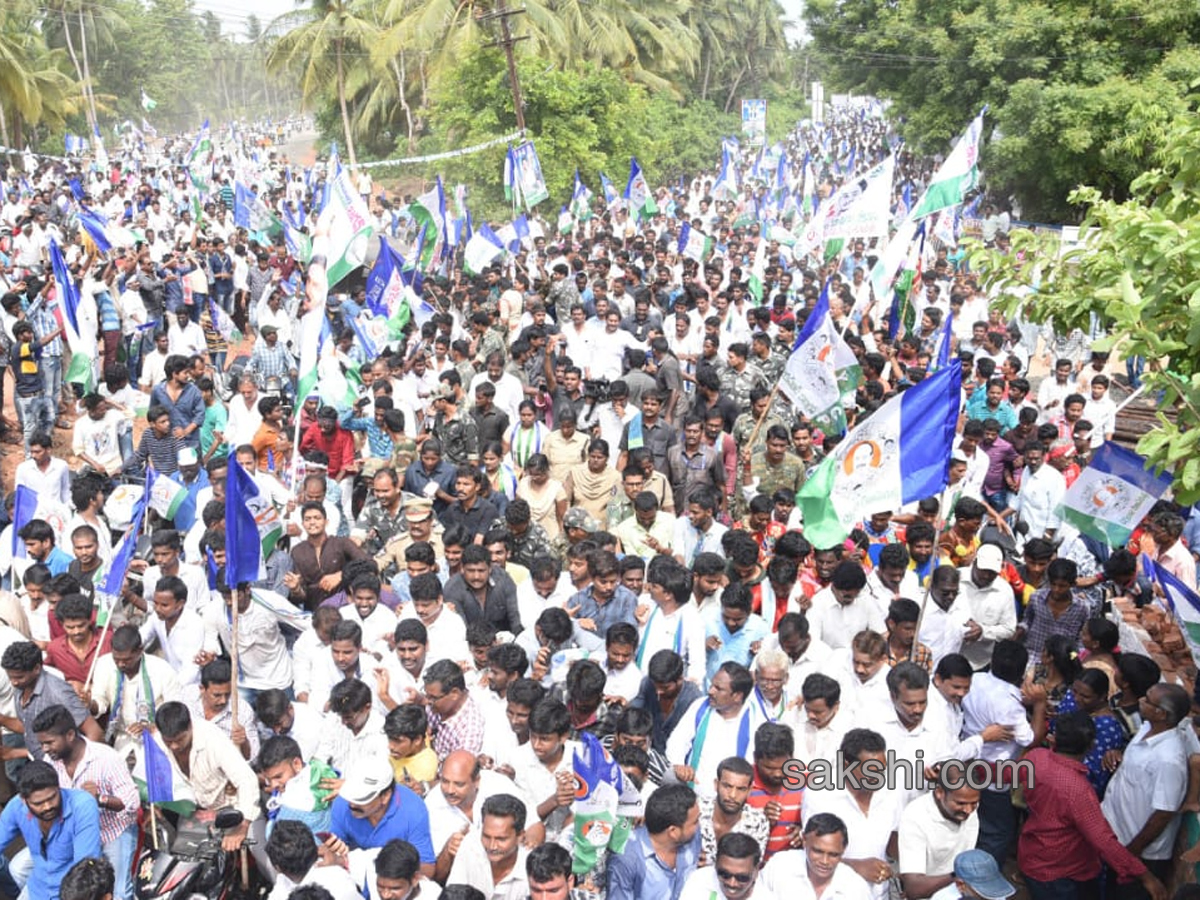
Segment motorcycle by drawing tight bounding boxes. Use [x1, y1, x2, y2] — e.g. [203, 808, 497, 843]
[135, 808, 267, 900]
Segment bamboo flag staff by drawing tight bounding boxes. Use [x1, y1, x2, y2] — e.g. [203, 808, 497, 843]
[84, 477, 152, 698]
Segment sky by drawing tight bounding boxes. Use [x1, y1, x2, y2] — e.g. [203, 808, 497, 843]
[193, 0, 293, 38]
[778, 0, 808, 42]
[197, 0, 810, 42]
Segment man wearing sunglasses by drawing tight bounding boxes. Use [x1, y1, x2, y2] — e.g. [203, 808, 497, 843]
[679, 832, 774, 900]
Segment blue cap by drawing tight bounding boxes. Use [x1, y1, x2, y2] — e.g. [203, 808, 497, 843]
[953, 851, 1015, 900]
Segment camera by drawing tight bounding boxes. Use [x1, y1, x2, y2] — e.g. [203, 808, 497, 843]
[582, 378, 611, 404]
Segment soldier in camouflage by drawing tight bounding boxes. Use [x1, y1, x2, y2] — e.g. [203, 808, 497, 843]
[504, 497, 555, 568]
[550, 506, 600, 562]
[731, 386, 785, 457]
[471, 310, 507, 368]
[741, 423, 806, 513]
[751, 332, 784, 385]
[430, 383, 480, 465]
[351, 465, 408, 556]
[718, 342, 767, 412]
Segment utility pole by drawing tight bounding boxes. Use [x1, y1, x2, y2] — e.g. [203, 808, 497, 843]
[478, 0, 528, 133]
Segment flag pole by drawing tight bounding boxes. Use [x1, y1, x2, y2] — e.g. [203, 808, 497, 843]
[82, 597, 116, 697]
[229, 585, 242, 727]
[149, 801, 159, 851]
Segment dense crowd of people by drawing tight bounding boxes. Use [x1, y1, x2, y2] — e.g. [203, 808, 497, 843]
[0, 105, 1193, 900]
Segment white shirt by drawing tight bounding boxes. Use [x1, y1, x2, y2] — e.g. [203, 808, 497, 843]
[268, 862, 362, 900]
[672, 519, 728, 565]
[143, 562, 213, 613]
[808, 589, 886, 651]
[760, 635, 835, 694]
[225, 396, 264, 448]
[511, 739, 579, 842]
[860, 570, 921, 621]
[876, 710, 959, 804]
[761, 851, 872, 900]
[666, 698, 755, 799]
[785, 705, 850, 763]
[1036, 376, 1075, 417]
[680, 865, 777, 900]
[918, 599, 972, 668]
[448, 840, 529, 900]
[202, 599, 293, 691]
[306, 646, 416, 716]
[257, 699, 327, 762]
[924, 687, 984, 761]
[397, 607, 470, 667]
[1101, 722, 1187, 860]
[514, 577, 574, 642]
[589, 327, 645, 381]
[324, 708, 389, 773]
[168, 319, 207, 358]
[140, 606, 206, 686]
[292, 630, 329, 701]
[1084, 394, 1116, 444]
[14, 457, 72, 507]
[959, 672, 1034, 775]
[956, 570, 1017, 671]
[1012, 464, 1065, 536]
[897, 792, 979, 878]
[802, 787, 903, 900]
[341, 603, 398, 649]
[71, 411, 126, 476]
[637, 602, 706, 685]
[425, 770, 535, 855]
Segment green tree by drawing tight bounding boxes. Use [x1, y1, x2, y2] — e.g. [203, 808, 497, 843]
[803, 0, 1200, 221]
[414, 50, 735, 219]
[971, 108, 1200, 502]
[0, 3, 77, 147]
[268, 0, 379, 167]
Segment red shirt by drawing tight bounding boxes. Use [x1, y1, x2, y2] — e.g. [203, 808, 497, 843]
[1018, 747, 1146, 883]
[299, 422, 357, 480]
[746, 769, 803, 861]
[44, 629, 113, 685]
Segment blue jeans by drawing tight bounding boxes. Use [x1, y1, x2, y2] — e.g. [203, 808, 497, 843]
[16, 394, 51, 451]
[41, 354, 62, 407]
[105, 822, 138, 900]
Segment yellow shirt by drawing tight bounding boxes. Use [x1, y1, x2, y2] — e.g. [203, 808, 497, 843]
[390, 745, 439, 785]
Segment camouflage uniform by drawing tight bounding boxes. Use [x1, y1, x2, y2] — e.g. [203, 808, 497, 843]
[474, 328, 507, 366]
[731, 411, 785, 456]
[434, 407, 480, 465]
[509, 521, 554, 569]
[719, 363, 767, 412]
[748, 450, 807, 500]
[353, 499, 408, 556]
[606, 494, 636, 531]
[755, 350, 785, 386]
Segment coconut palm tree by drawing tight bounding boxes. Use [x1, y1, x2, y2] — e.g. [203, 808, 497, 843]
[0, 6, 78, 147]
[268, 0, 379, 168]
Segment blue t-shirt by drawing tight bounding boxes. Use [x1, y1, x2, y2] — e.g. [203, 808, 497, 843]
[329, 783, 435, 862]
[0, 788, 101, 900]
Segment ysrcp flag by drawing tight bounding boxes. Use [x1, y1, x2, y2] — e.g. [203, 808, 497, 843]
[910, 109, 985, 220]
[821, 154, 894, 241]
[797, 360, 962, 547]
[512, 141, 549, 210]
[1145, 555, 1200, 673]
[778, 281, 858, 435]
[1057, 442, 1172, 546]
[677, 222, 712, 263]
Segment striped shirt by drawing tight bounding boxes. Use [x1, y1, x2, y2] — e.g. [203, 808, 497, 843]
[746, 769, 804, 860]
[49, 738, 139, 845]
